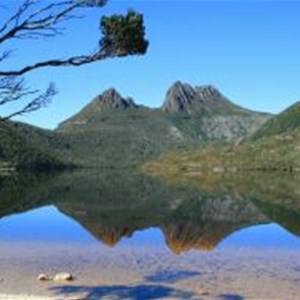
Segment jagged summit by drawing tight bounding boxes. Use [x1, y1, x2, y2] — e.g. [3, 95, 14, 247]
[162, 81, 242, 115]
[162, 81, 197, 113]
[97, 88, 138, 110]
[57, 81, 271, 142]
[195, 85, 221, 101]
[58, 88, 138, 129]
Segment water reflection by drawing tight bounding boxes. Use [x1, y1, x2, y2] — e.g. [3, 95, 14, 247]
[1, 170, 300, 253]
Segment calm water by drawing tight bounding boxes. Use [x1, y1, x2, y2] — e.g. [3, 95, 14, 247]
[1, 206, 300, 250]
[0, 171, 300, 299]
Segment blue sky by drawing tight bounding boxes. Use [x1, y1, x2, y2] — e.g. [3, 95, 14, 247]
[1, 1, 300, 129]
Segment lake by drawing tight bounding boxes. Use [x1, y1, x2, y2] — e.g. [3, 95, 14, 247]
[0, 170, 300, 299]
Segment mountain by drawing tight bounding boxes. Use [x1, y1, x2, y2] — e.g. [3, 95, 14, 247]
[252, 101, 300, 140]
[162, 81, 249, 115]
[50, 83, 271, 167]
[55, 95, 194, 167]
[58, 88, 138, 131]
[0, 120, 66, 171]
[161, 81, 271, 141]
[0, 81, 273, 169]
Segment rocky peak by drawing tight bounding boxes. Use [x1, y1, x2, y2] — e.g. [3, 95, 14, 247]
[162, 81, 243, 115]
[56, 88, 139, 130]
[96, 88, 138, 109]
[162, 81, 198, 113]
[195, 85, 221, 101]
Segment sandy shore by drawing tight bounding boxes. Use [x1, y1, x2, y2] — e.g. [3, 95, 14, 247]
[0, 231, 300, 300]
[0, 296, 69, 300]
[0, 296, 98, 300]
[0, 242, 300, 299]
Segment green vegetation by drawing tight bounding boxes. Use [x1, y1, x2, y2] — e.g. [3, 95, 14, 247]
[144, 101, 300, 176]
[252, 101, 300, 140]
[143, 133, 300, 175]
[100, 10, 148, 56]
[51, 85, 270, 168]
[55, 108, 199, 168]
[1, 83, 297, 172]
[0, 120, 67, 171]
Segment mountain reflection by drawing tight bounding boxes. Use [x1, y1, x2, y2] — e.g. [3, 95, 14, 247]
[0, 170, 300, 253]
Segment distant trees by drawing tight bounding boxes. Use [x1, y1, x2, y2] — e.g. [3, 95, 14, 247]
[0, 0, 148, 120]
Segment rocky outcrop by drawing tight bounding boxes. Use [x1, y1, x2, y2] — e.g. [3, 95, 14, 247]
[160, 81, 271, 140]
[161, 81, 238, 115]
[162, 81, 197, 113]
[57, 88, 138, 130]
[94, 88, 138, 110]
[199, 115, 270, 141]
[195, 85, 221, 101]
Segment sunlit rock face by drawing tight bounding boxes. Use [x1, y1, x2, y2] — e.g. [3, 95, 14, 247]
[162, 81, 239, 115]
[161, 81, 271, 141]
[93, 88, 138, 110]
[162, 81, 198, 114]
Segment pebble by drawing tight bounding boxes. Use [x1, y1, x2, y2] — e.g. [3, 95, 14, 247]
[37, 274, 51, 281]
[53, 272, 73, 282]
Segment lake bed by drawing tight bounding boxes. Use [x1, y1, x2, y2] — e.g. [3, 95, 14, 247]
[0, 206, 300, 299]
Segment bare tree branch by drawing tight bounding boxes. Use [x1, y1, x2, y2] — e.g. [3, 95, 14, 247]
[0, 0, 107, 45]
[0, 8, 148, 77]
[0, 48, 117, 77]
[2, 82, 57, 120]
[0, 50, 13, 63]
[0, 76, 39, 106]
[0, 1, 148, 120]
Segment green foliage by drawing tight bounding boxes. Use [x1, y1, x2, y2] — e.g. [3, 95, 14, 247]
[0, 120, 68, 171]
[100, 10, 149, 56]
[144, 127, 300, 175]
[0, 97, 270, 170]
[55, 108, 201, 168]
[143, 102, 300, 175]
[252, 102, 300, 140]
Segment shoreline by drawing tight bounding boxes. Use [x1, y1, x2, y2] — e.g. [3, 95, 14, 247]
[0, 295, 59, 300]
[0, 295, 83, 300]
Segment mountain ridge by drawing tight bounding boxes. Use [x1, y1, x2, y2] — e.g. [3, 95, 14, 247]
[59, 81, 271, 129]
[57, 81, 271, 138]
[0, 80, 274, 169]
